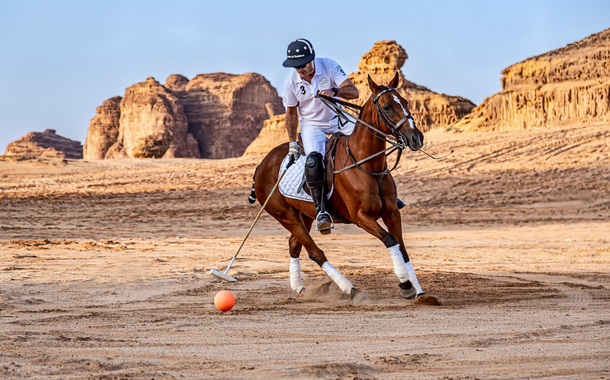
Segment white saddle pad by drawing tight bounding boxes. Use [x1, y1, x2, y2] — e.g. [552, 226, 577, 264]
[278, 155, 333, 202]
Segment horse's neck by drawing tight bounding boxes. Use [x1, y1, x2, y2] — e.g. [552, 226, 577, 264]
[348, 101, 387, 170]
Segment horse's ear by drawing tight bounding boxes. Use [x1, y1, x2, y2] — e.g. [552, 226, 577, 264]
[389, 72, 400, 89]
[367, 75, 380, 94]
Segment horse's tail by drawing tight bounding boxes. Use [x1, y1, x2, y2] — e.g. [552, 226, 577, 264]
[247, 165, 259, 204]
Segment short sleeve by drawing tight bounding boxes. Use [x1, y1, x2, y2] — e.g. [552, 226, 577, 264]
[328, 59, 349, 87]
[282, 75, 298, 108]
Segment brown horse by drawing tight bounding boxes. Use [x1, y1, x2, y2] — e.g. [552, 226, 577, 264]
[252, 73, 426, 302]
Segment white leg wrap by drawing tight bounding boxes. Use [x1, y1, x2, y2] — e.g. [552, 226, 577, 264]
[389, 244, 423, 294]
[289, 257, 304, 293]
[405, 261, 423, 294]
[389, 244, 410, 283]
[321, 261, 353, 294]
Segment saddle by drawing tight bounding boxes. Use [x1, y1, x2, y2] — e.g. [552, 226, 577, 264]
[297, 133, 353, 225]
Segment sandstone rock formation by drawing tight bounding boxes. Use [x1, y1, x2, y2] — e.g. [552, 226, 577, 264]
[244, 40, 475, 156]
[106, 77, 198, 159]
[4, 129, 83, 159]
[348, 40, 475, 133]
[84, 72, 282, 160]
[83, 96, 122, 160]
[164, 74, 189, 97]
[453, 28, 610, 132]
[177, 73, 285, 159]
[243, 115, 294, 156]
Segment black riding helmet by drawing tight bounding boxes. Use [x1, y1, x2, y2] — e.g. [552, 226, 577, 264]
[282, 38, 315, 68]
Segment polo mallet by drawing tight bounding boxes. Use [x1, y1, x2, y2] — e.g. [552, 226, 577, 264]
[210, 155, 296, 282]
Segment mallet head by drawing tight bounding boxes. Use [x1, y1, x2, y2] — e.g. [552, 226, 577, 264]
[210, 269, 237, 282]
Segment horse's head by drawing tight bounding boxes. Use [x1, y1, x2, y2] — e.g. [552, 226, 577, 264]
[367, 73, 424, 151]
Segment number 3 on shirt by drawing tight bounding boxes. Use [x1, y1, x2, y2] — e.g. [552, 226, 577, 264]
[300, 85, 306, 95]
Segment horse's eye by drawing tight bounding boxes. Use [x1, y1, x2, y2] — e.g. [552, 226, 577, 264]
[383, 105, 391, 111]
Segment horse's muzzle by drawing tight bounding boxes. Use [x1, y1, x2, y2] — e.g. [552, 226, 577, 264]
[409, 133, 424, 151]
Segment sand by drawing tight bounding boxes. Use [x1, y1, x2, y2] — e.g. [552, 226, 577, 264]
[0, 123, 609, 379]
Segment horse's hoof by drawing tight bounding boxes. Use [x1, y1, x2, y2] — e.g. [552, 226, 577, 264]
[350, 288, 369, 304]
[398, 281, 417, 300]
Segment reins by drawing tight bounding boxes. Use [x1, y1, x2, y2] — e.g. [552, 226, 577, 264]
[317, 92, 402, 146]
[317, 90, 407, 177]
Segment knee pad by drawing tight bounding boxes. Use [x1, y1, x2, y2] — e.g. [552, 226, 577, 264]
[305, 152, 323, 170]
[305, 152, 325, 187]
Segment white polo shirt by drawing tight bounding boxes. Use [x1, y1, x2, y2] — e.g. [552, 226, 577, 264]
[282, 57, 350, 123]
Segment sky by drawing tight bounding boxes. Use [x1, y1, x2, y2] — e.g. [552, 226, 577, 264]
[1, 0, 608, 154]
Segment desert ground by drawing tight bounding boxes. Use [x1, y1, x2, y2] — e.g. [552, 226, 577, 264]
[1, 124, 609, 379]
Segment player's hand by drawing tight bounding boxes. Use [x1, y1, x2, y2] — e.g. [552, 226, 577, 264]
[288, 142, 301, 161]
[318, 89, 336, 97]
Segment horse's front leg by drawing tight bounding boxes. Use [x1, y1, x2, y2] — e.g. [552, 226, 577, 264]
[355, 208, 423, 299]
[382, 207, 424, 299]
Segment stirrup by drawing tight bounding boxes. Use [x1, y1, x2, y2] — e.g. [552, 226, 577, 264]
[316, 211, 334, 235]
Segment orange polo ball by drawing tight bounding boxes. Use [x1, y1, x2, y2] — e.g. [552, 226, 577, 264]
[214, 290, 235, 312]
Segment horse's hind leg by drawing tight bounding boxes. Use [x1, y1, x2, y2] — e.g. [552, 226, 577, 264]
[276, 210, 361, 299]
[288, 215, 313, 294]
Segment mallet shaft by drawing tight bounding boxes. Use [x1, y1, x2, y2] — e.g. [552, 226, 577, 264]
[223, 157, 294, 273]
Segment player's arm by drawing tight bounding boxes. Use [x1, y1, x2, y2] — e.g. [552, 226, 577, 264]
[336, 78, 359, 100]
[319, 78, 359, 100]
[285, 106, 299, 142]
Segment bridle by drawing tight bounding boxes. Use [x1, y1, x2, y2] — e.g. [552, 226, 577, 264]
[372, 87, 416, 141]
[317, 88, 416, 177]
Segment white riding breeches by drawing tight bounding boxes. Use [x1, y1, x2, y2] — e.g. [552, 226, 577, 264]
[300, 117, 354, 157]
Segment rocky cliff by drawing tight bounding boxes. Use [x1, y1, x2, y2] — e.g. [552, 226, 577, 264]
[348, 40, 475, 133]
[84, 72, 283, 159]
[105, 77, 198, 159]
[178, 72, 284, 159]
[83, 96, 122, 160]
[243, 115, 293, 156]
[4, 129, 83, 159]
[453, 28, 610, 132]
[164, 74, 189, 97]
[244, 40, 475, 156]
